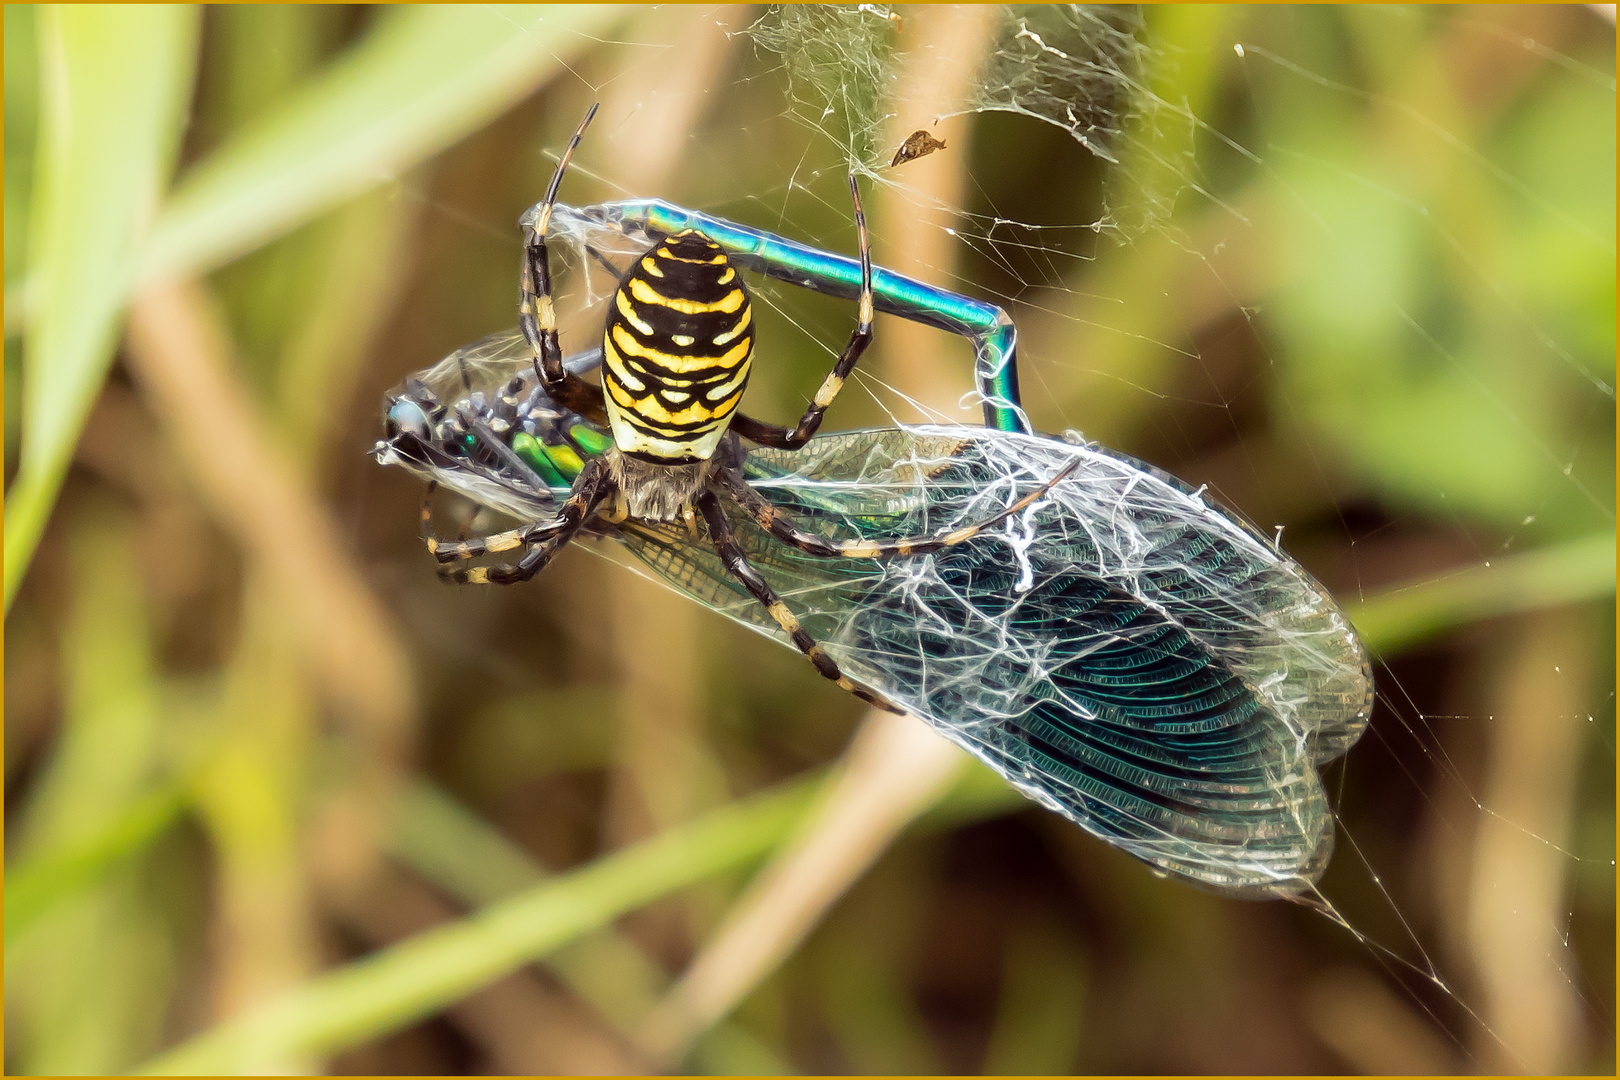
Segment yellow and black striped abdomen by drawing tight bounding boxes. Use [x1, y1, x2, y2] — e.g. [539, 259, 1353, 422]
[601, 230, 754, 462]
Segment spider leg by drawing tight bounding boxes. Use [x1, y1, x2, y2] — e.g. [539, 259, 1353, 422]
[425, 514, 574, 564]
[438, 457, 614, 585]
[715, 456, 1079, 560]
[520, 102, 611, 425]
[730, 175, 873, 451]
[696, 491, 902, 714]
[417, 463, 563, 566]
[584, 244, 626, 279]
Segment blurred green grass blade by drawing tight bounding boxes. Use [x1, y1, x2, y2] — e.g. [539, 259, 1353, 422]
[1350, 531, 1616, 654]
[1109, 3, 1232, 234]
[691, 1022, 795, 1076]
[817, 927, 943, 1074]
[387, 779, 675, 1034]
[5, 7, 619, 607]
[4, 5, 40, 287]
[392, 780, 803, 1044]
[4, 783, 188, 948]
[139, 4, 621, 286]
[274, 185, 419, 454]
[686, 1023, 793, 1080]
[6, 514, 179, 1071]
[8, 513, 168, 862]
[387, 780, 550, 903]
[980, 917, 1087, 1075]
[4, 6, 199, 613]
[140, 776, 818, 1075]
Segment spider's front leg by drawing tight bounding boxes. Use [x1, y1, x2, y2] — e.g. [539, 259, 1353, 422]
[434, 457, 615, 586]
[716, 456, 1079, 560]
[696, 490, 903, 714]
[519, 102, 609, 427]
[730, 175, 873, 452]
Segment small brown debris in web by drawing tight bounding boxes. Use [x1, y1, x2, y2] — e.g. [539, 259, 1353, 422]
[889, 129, 947, 167]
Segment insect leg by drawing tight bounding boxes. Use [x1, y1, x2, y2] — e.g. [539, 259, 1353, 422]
[438, 457, 614, 585]
[696, 491, 902, 713]
[730, 176, 873, 451]
[418, 481, 441, 550]
[716, 456, 1079, 560]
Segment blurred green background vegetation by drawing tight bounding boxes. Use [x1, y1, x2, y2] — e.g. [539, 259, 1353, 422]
[3, 4, 1614, 1074]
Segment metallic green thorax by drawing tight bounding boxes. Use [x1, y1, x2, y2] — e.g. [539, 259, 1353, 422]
[511, 423, 607, 487]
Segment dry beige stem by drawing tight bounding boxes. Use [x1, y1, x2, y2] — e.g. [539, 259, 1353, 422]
[596, 9, 747, 853]
[195, 570, 322, 1033]
[1303, 966, 1459, 1074]
[873, 3, 1003, 426]
[126, 278, 415, 757]
[1466, 610, 1588, 1072]
[637, 709, 966, 1064]
[633, 10, 1000, 1063]
[593, 9, 748, 962]
[125, 278, 418, 887]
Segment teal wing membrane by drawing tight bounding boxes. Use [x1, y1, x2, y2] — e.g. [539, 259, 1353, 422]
[613, 429, 1372, 896]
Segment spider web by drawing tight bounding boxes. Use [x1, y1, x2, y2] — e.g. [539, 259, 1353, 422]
[399, 5, 1615, 1073]
[710, 10, 1614, 1073]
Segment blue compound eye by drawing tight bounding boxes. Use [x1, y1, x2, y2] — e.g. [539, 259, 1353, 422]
[386, 398, 432, 440]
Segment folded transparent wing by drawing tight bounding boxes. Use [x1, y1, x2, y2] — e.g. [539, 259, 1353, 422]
[378, 337, 1372, 895]
[613, 427, 1372, 896]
